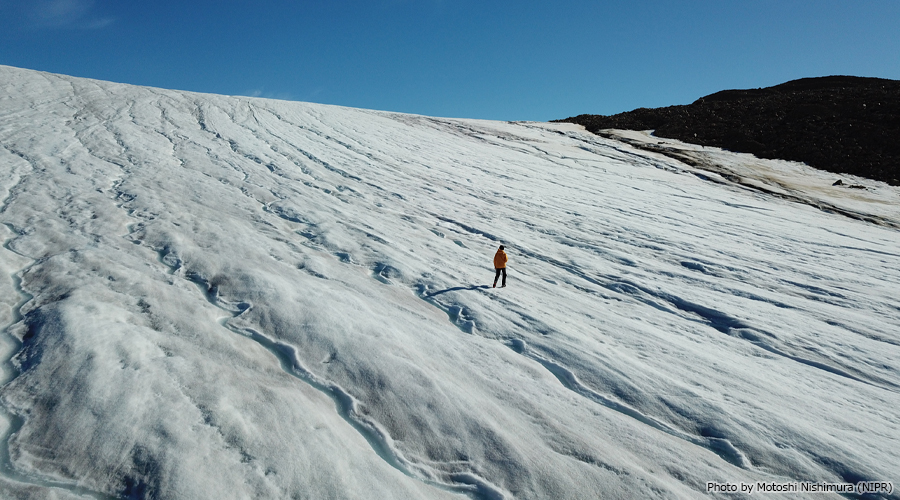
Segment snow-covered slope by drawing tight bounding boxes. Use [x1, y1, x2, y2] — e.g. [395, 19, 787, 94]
[0, 65, 898, 499]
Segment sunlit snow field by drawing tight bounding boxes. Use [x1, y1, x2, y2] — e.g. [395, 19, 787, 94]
[0, 65, 898, 499]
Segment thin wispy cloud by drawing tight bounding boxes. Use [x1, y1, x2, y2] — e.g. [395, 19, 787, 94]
[28, 0, 114, 29]
[242, 89, 296, 101]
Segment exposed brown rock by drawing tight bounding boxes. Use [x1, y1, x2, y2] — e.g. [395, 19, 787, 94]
[556, 76, 900, 186]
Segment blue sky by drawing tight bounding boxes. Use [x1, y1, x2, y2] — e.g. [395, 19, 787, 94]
[1, 0, 898, 121]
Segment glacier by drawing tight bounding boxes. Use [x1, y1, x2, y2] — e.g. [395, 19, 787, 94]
[0, 65, 898, 499]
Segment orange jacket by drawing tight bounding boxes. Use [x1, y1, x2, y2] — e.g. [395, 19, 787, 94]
[493, 249, 508, 269]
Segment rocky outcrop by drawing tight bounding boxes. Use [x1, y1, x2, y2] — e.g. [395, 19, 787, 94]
[557, 76, 900, 185]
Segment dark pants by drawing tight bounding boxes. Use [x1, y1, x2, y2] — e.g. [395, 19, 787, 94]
[493, 268, 507, 286]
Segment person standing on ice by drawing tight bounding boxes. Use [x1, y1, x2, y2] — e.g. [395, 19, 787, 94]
[492, 245, 508, 288]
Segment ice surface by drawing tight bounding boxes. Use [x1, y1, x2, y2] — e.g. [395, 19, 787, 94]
[0, 65, 898, 499]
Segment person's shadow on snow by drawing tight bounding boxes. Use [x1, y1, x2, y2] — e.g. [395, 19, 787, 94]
[424, 285, 489, 297]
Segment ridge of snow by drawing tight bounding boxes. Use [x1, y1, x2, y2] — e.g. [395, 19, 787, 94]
[0, 65, 898, 499]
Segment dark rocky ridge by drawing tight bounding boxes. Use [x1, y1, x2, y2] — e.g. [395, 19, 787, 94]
[556, 76, 900, 185]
